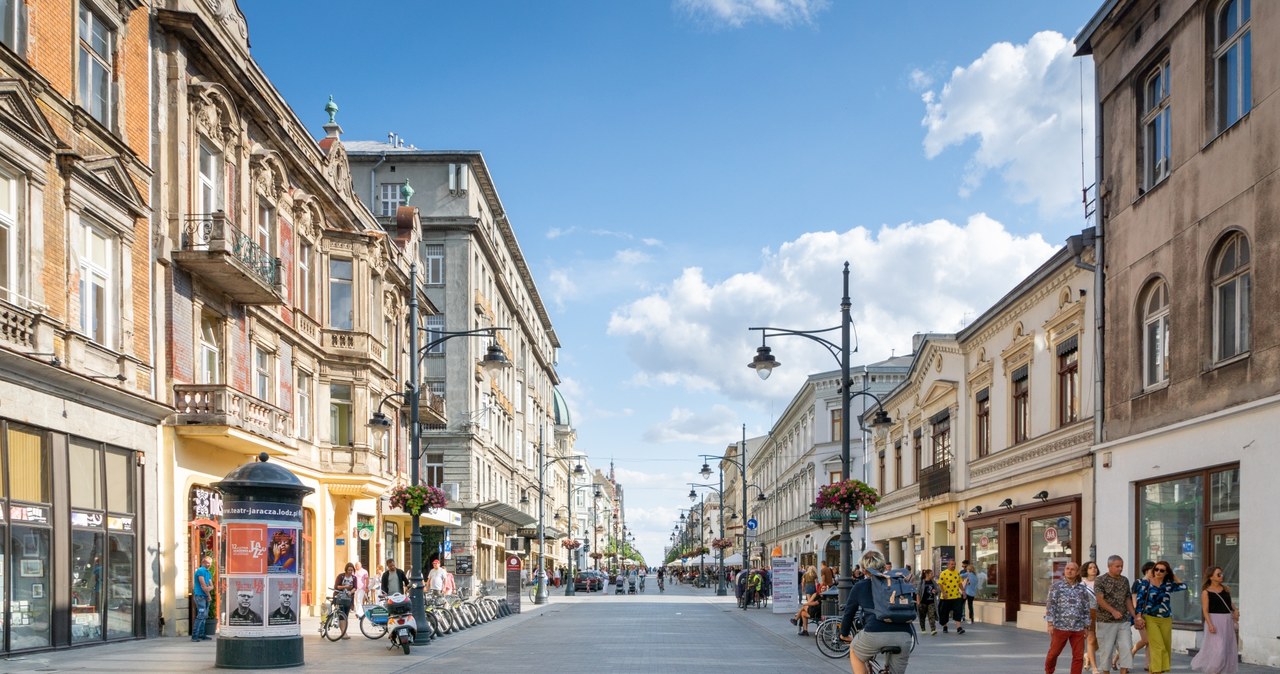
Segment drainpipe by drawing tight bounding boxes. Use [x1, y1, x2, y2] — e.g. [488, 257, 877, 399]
[369, 151, 387, 210]
[1090, 65, 1105, 564]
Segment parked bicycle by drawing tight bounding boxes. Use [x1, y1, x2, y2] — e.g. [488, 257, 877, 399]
[319, 588, 352, 641]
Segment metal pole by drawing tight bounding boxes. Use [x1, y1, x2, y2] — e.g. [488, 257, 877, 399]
[741, 424, 748, 570]
[566, 477, 576, 595]
[406, 263, 429, 644]
[837, 262, 854, 609]
[716, 465, 726, 595]
[535, 427, 547, 603]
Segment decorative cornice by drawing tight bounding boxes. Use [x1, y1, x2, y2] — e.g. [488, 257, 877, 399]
[970, 429, 1092, 478]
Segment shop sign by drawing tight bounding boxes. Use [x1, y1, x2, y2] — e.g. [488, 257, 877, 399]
[979, 536, 990, 549]
[191, 486, 223, 520]
[1044, 527, 1058, 543]
[72, 510, 104, 528]
[10, 504, 48, 524]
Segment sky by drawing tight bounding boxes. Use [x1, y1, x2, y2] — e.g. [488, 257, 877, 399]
[240, 0, 1102, 566]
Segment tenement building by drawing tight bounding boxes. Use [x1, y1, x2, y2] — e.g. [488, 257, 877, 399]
[1076, 0, 1276, 664]
[0, 0, 169, 652]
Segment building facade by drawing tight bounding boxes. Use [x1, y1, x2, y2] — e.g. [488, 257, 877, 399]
[1076, 0, 1277, 664]
[868, 241, 1096, 630]
[346, 142, 566, 588]
[0, 0, 168, 653]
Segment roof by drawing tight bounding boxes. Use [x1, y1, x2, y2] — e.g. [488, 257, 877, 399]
[1074, 0, 1125, 56]
[553, 388, 571, 427]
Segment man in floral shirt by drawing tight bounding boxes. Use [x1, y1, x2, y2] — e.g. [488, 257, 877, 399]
[1094, 555, 1143, 674]
[937, 559, 966, 635]
[1045, 562, 1093, 674]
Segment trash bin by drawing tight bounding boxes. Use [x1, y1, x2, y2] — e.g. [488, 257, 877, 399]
[820, 586, 841, 619]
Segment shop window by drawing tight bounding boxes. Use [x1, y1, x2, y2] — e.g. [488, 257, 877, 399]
[967, 525, 999, 600]
[68, 440, 137, 643]
[4, 423, 52, 650]
[1139, 465, 1240, 621]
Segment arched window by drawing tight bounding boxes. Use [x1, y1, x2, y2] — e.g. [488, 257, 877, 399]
[1212, 233, 1251, 361]
[1213, 0, 1252, 131]
[1141, 280, 1170, 387]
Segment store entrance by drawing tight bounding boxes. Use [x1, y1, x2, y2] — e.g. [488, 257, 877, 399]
[1208, 527, 1240, 608]
[1002, 523, 1021, 623]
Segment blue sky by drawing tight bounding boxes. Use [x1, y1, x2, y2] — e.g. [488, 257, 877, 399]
[241, 0, 1101, 564]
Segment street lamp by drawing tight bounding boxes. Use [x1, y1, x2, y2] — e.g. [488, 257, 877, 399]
[747, 262, 892, 607]
[367, 262, 510, 645]
[562, 483, 601, 595]
[696, 424, 767, 596]
[525, 452, 588, 603]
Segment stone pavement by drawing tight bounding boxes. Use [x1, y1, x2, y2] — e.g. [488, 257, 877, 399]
[4, 581, 1276, 673]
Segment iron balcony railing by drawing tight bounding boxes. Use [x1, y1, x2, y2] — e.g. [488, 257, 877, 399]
[182, 212, 281, 287]
[919, 462, 952, 500]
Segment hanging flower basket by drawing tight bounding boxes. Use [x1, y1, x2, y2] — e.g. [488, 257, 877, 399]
[690, 545, 710, 556]
[589, 551, 604, 560]
[711, 537, 734, 551]
[389, 484, 448, 514]
[608, 552, 619, 559]
[561, 538, 582, 550]
[815, 479, 880, 514]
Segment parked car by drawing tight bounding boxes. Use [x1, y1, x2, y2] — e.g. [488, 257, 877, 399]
[574, 571, 605, 592]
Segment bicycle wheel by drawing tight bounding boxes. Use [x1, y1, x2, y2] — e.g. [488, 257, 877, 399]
[359, 612, 387, 639]
[323, 611, 345, 641]
[814, 620, 850, 659]
[527, 583, 537, 603]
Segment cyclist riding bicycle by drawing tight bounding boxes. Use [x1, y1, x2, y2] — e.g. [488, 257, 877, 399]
[840, 550, 914, 674]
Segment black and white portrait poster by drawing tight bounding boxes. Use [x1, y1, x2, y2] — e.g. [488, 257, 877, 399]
[226, 577, 264, 628]
[267, 577, 299, 627]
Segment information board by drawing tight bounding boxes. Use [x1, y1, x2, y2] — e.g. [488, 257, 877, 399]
[505, 555, 522, 614]
[771, 557, 799, 614]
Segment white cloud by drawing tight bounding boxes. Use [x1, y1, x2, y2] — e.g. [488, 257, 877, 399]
[675, 0, 829, 28]
[608, 214, 1057, 406]
[615, 248, 653, 266]
[920, 31, 1095, 216]
[643, 404, 741, 444]
[908, 68, 934, 91]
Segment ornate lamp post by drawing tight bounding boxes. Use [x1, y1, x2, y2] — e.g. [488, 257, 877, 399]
[520, 452, 588, 603]
[746, 262, 891, 607]
[368, 263, 510, 645]
[696, 424, 769, 596]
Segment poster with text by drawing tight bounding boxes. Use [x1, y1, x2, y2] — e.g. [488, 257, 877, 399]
[266, 528, 298, 574]
[771, 557, 799, 614]
[266, 577, 300, 632]
[225, 576, 266, 632]
[225, 524, 267, 575]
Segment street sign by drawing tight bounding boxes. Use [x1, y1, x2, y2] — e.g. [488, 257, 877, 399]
[746, 518, 758, 530]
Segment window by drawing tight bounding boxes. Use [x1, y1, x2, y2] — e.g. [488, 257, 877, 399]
[1212, 233, 1250, 361]
[1030, 515, 1073, 603]
[297, 240, 312, 315]
[255, 199, 274, 256]
[830, 409, 842, 443]
[197, 143, 222, 214]
[0, 170, 17, 301]
[930, 413, 951, 466]
[370, 273, 381, 337]
[1214, 0, 1251, 132]
[893, 441, 902, 490]
[77, 4, 113, 126]
[253, 346, 272, 402]
[1011, 365, 1030, 443]
[1142, 280, 1170, 387]
[383, 318, 394, 368]
[296, 372, 311, 440]
[379, 183, 402, 217]
[1141, 59, 1171, 190]
[1057, 338, 1080, 426]
[424, 452, 445, 488]
[198, 315, 222, 384]
[424, 244, 445, 285]
[912, 429, 922, 482]
[329, 383, 352, 445]
[425, 314, 445, 354]
[2, 0, 28, 52]
[75, 218, 114, 347]
[975, 389, 991, 458]
[878, 453, 886, 493]
[329, 258, 353, 329]
[967, 525, 999, 600]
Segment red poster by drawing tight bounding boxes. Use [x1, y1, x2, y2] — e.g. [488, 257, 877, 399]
[226, 524, 268, 574]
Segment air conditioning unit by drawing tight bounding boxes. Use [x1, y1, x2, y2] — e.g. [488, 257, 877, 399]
[506, 536, 525, 554]
[441, 482, 460, 502]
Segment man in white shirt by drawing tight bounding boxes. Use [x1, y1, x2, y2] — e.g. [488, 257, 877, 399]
[427, 558, 448, 594]
[352, 561, 369, 617]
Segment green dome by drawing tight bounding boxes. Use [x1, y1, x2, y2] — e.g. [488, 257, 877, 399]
[553, 388, 571, 426]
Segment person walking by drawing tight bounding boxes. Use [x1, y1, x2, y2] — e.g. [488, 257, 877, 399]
[191, 556, 213, 642]
[426, 558, 448, 595]
[840, 550, 913, 674]
[1044, 561, 1093, 674]
[960, 560, 979, 623]
[1081, 561, 1102, 674]
[917, 569, 939, 635]
[381, 558, 408, 596]
[332, 563, 357, 639]
[821, 560, 836, 589]
[352, 561, 369, 618]
[937, 559, 966, 635]
[1129, 561, 1156, 668]
[1190, 566, 1239, 674]
[1094, 555, 1142, 674]
[1134, 561, 1188, 674]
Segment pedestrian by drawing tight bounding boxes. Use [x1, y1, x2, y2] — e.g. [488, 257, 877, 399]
[960, 560, 979, 623]
[917, 569, 939, 635]
[1190, 565, 1239, 674]
[1134, 560, 1188, 674]
[1129, 561, 1156, 668]
[937, 559, 966, 634]
[332, 563, 357, 639]
[821, 559, 836, 589]
[743, 569, 762, 610]
[381, 558, 408, 596]
[191, 555, 213, 641]
[352, 560, 369, 618]
[1094, 555, 1142, 674]
[426, 558, 448, 595]
[840, 550, 913, 674]
[1045, 561, 1093, 674]
[1081, 560, 1102, 674]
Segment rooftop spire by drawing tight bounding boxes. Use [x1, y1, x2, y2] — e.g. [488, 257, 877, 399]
[322, 95, 342, 139]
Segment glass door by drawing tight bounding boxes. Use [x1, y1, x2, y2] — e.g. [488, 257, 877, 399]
[1208, 526, 1240, 609]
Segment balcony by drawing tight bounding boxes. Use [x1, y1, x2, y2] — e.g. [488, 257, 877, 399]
[320, 328, 384, 363]
[173, 383, 292, 451]
[173, 213, 283, 304]
[808, 505, 849, 528]
[919, 462, 952, 500]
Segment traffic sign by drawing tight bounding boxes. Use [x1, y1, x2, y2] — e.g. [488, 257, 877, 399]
[746, 518, 758, 530]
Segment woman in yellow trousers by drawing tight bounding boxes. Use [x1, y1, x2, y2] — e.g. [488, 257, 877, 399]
[1134, 561, 1188, 674]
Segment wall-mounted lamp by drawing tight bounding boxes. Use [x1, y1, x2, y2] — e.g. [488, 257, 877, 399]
[89, 373, 127, 382]
[1033, 490, 1049, 502]
[998, 498, 1014, 510]
[969, 505, 983, 515]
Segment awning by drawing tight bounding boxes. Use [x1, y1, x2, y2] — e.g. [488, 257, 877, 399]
[381, 507, 462, 528]
[467, 500, 537, 529]
[721, 553, 744, 566]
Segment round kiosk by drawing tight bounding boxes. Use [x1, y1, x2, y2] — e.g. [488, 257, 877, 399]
[214, 453, 314, 669]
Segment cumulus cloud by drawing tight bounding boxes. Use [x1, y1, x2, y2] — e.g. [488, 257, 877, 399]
[675, 0, 829, 28]
[643, 404, 741, 444]
[920, 31, 1095, 216]
[608, 214, 1057, 406]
